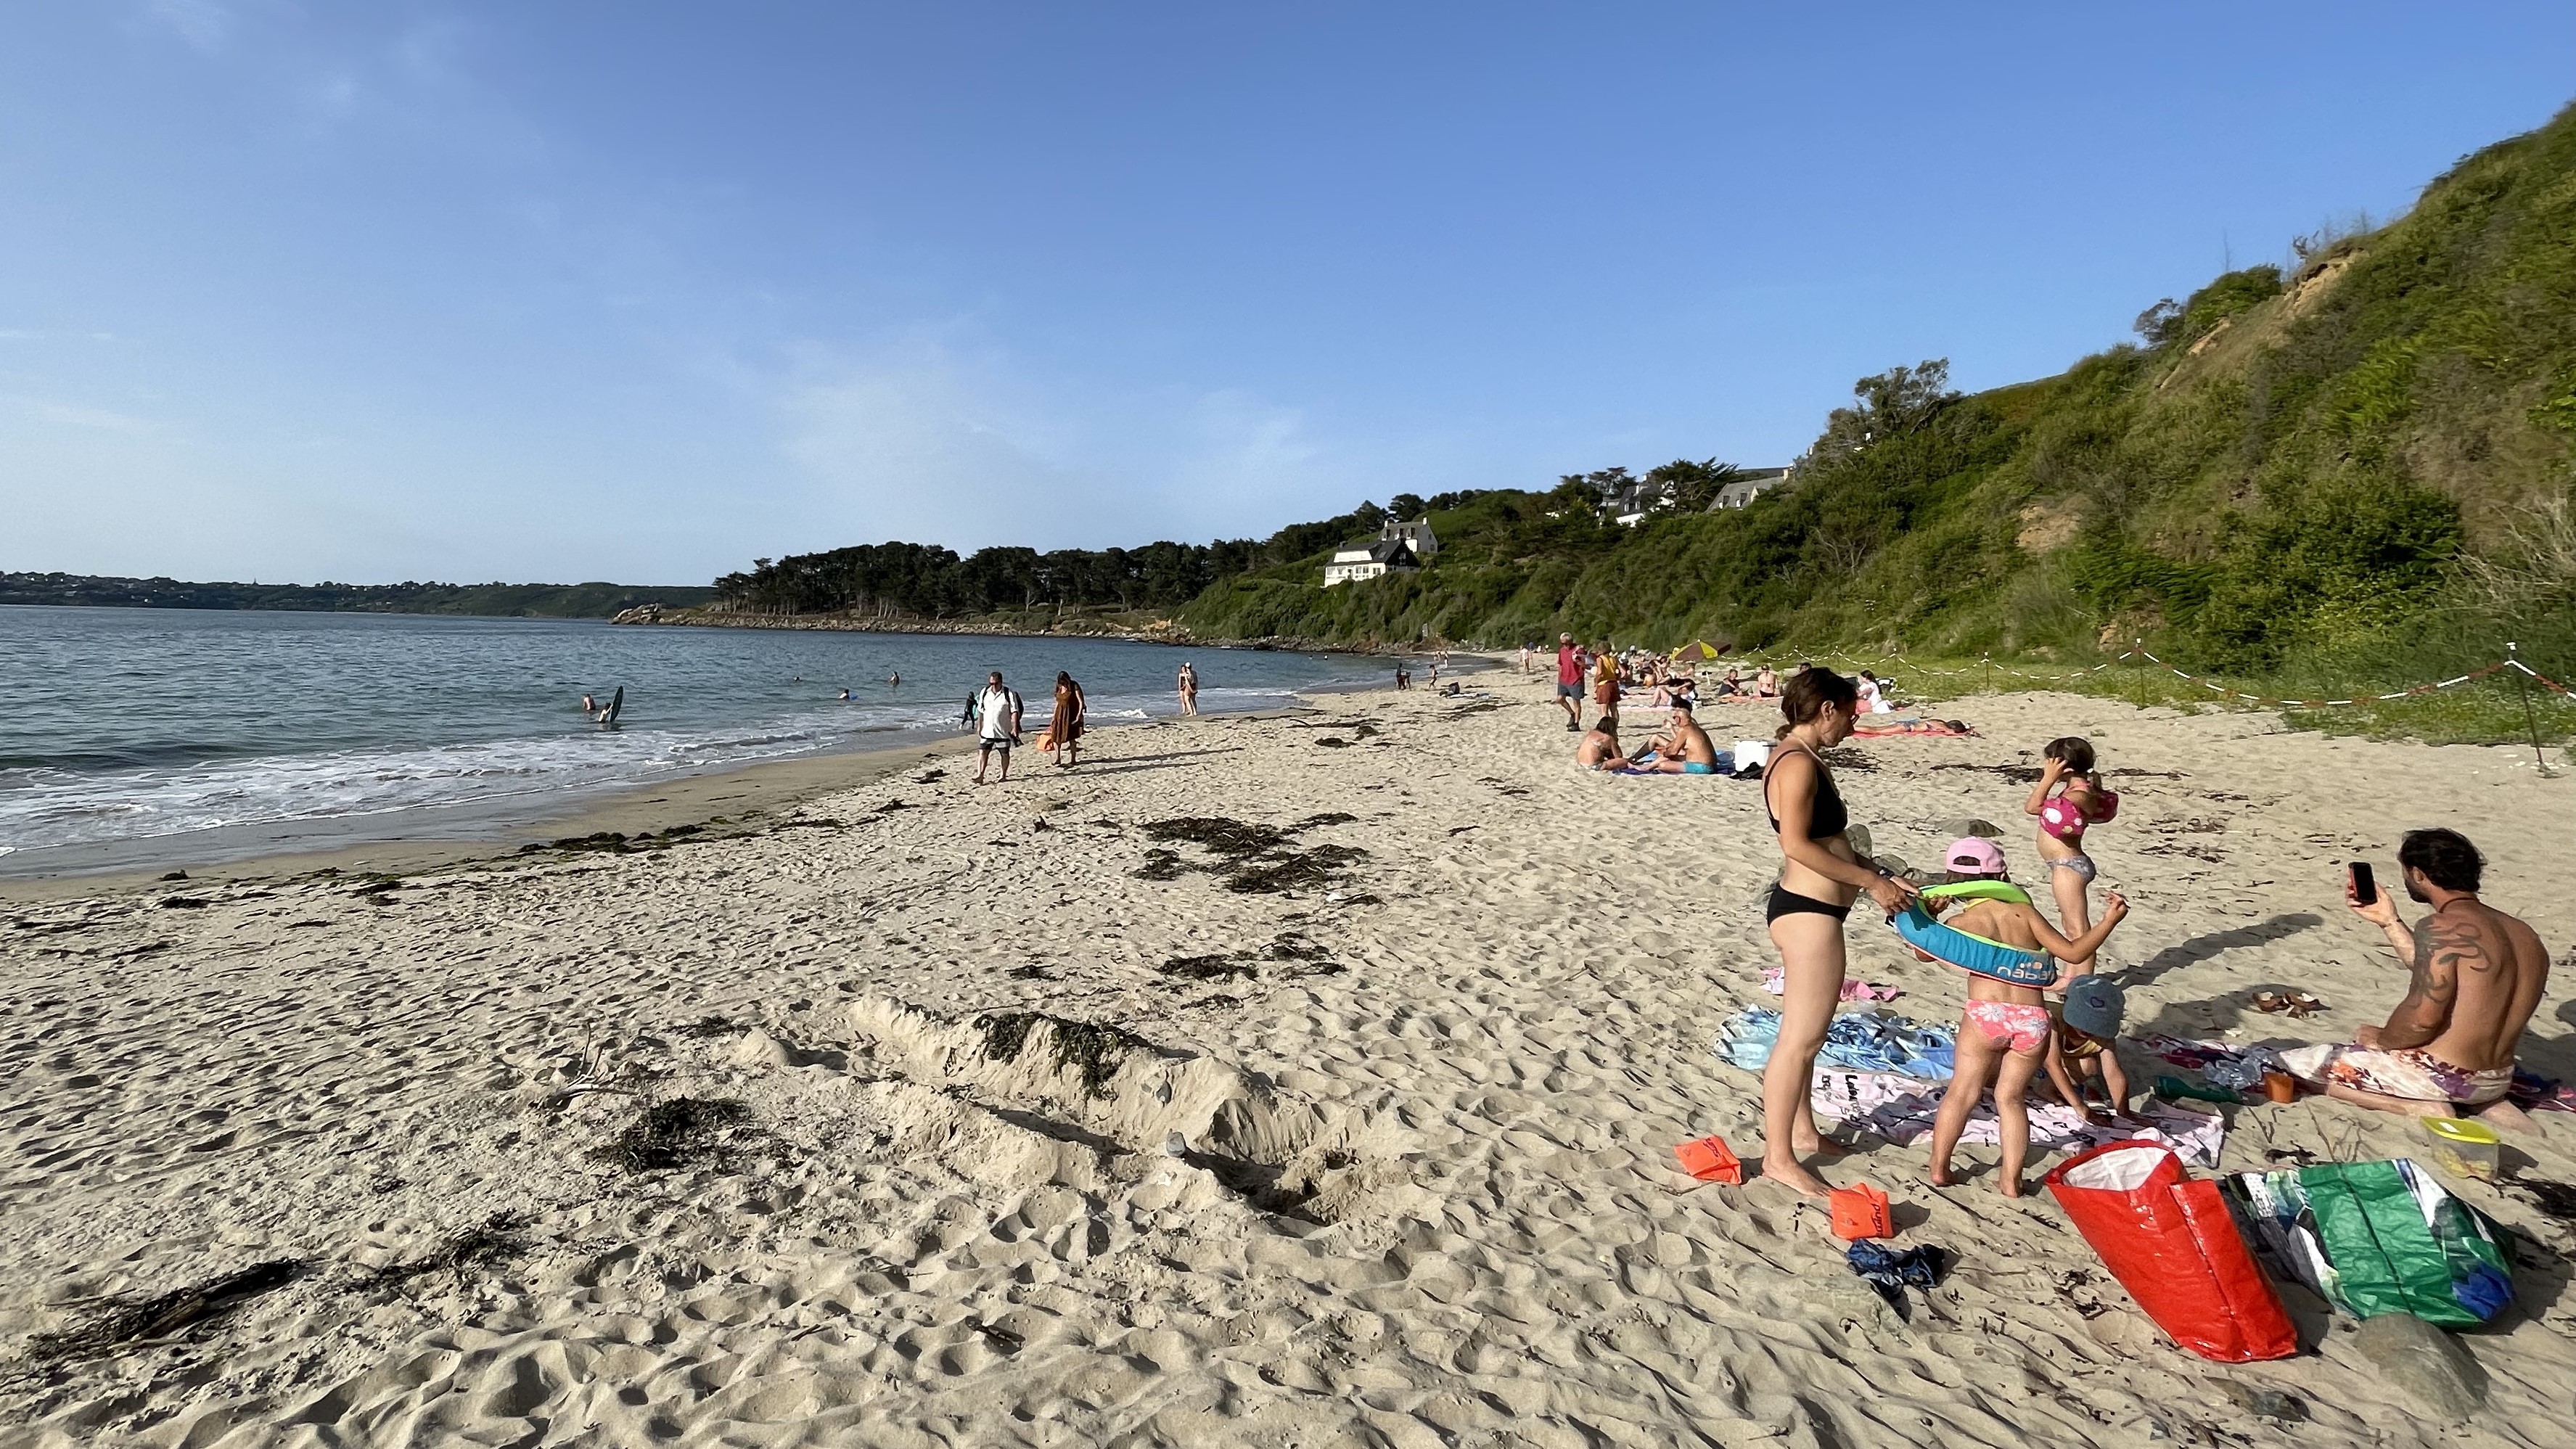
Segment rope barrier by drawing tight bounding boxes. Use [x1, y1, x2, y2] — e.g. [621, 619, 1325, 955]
[1769, 641, 2576, 714]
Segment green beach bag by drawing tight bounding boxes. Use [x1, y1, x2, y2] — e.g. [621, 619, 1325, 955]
[2221, 1159, 2513, 1326]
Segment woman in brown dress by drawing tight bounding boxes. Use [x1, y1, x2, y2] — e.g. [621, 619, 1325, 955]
[1049, 672, 1086, 768]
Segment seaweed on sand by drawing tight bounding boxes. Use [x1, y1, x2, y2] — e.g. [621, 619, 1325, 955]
[1225, 845, 1366, 895]
[30, 1260, 305, 1360]
[368, 1213, 528, 1287]
[596, 1098, 751, 1173]
[1159, 954, 1257, 982]
[972, 1011, 1154, 1098]
[1141, 818, 1295, 859]
[1134, 816, 1370, 895]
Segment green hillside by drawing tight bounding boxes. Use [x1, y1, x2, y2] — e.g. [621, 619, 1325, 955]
[1178, 102, 2576, 712]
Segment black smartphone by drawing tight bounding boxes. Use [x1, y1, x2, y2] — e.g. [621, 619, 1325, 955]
[2349, 861, 2377, 906]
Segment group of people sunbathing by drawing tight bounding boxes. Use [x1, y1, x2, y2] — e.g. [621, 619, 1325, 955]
[1722, 667, 2554, 1201]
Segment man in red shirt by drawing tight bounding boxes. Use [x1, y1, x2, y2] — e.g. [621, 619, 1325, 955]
[1554, 633, 1584, 731]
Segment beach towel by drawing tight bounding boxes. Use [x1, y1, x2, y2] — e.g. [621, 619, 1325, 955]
[1716, 1007, 1954, 1080]
[2221, 1159, 2514, 1326]
[1852, 718, 1977, 738]
[2135, 1034, 2292, 1092]
[1761, 967, 1900, 1003]
[1808, 1068, 2226, 1167]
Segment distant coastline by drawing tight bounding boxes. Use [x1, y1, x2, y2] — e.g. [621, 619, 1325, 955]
[0, 571, 718, 619]
[607, 601, 1421, 657]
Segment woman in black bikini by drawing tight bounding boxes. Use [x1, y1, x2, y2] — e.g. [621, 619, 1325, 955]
[1758, 669, 1918, 1198]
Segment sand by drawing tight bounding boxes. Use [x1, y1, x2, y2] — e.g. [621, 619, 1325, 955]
[3, 681, 2573, 1448]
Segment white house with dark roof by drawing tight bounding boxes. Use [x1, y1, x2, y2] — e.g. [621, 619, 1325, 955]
[1322, 519, 1435, 586]
[1710, 467, 1792, 510]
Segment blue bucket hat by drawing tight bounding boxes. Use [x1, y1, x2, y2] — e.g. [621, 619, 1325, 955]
[2061, 974, 2126, 1039]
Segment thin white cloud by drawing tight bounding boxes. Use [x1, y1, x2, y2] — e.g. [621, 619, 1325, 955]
[4, 395, 160, 434]
[139, 0, 233, 52]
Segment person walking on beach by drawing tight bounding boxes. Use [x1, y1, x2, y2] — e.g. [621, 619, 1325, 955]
[1176, 662, 1199, 716]
[964, 671, 1023, 784]
[1519, 642, 1534, 675]
[1758, 670, 1917, 1198]
[1049, 671, 1086, 768]
[2281, 829, 2549, 1123]
[1554, 633, 1584, 731]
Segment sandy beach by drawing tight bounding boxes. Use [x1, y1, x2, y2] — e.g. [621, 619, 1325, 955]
[4, 678, 2574, 1448]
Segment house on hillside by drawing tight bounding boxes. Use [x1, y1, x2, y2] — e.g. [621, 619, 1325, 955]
[1322, 519, 1435, 585]
[1383, 517, 1440, 559]
[1710, 467, 1792, 510]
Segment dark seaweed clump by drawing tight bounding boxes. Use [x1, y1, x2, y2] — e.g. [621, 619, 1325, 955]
[1143, 818, 1295, 858]
[596, 1098, 751, 1173]
[1135, 816, 1369, 895]
[368, 1213, 528, 1287]
[974, 1011, 1153, 1098]
[30, 1260, 305, 1361]
[1160, 953, 1258, 982]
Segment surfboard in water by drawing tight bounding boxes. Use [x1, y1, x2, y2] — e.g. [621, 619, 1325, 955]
[601, 686, 624, 729]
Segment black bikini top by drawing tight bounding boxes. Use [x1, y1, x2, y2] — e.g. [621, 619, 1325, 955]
[1765, 744, 1850, 840]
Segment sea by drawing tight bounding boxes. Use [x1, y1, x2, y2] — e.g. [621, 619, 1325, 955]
[0, 607, 1414, 875]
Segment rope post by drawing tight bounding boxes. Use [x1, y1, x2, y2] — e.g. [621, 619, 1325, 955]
[2510, 643, 2554, 776]
[1982, 654, 1992, 695]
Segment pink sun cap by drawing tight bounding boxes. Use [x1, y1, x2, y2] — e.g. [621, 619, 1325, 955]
[1945, 837, 2006, 876]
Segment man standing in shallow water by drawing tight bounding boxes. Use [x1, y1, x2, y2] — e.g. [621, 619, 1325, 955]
[2282, 828, 2549, 1124]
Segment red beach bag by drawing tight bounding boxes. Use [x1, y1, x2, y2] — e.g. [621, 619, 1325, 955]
[2044, 1142, 2298, 1362]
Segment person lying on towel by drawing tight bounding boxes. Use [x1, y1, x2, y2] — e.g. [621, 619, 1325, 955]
[2281, 829, 2549, 1125]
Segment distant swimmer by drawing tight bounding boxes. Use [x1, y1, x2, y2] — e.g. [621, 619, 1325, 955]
[581, 693, 597, 714]
[889, 671, 901, 687]
[838, 688, 851, 701]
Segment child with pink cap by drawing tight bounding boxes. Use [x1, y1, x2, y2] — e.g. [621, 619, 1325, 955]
[1920, 837, 2130, 1197]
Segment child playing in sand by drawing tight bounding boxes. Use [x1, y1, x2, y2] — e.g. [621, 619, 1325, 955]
[2024, 736, 2118, 963]
[2042, 973, 2140, 1125]
[1919, 838, 2129, 1196]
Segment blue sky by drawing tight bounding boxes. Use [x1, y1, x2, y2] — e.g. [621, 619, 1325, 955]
[3, 3, 2569, 586]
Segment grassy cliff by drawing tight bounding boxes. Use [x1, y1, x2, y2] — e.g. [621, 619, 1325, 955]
[1176, 102, 2576, 724]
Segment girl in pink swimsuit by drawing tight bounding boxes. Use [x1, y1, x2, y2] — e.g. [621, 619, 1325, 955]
[1923, 839, 2132, 1197]
[2024, 736, 2118, 964]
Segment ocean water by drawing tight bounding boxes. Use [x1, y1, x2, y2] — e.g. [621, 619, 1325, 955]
[0, 607, 1406, 871]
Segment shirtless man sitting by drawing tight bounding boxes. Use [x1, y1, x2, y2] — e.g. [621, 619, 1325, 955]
[1627, 699, 1724, 773]
[2281, 828, 2549, 1123]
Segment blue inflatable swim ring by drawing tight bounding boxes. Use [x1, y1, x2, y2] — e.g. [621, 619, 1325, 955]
[1892, 880, 2059, 987]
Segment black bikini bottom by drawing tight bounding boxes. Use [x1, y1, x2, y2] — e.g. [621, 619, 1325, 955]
[1765, 884, 1853, 923]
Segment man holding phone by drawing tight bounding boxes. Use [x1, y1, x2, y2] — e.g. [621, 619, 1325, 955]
[2278, 829, 2549, 1122]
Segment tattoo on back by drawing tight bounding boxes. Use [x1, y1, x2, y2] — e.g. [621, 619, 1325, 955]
[2413, 914, 2490, 1000]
